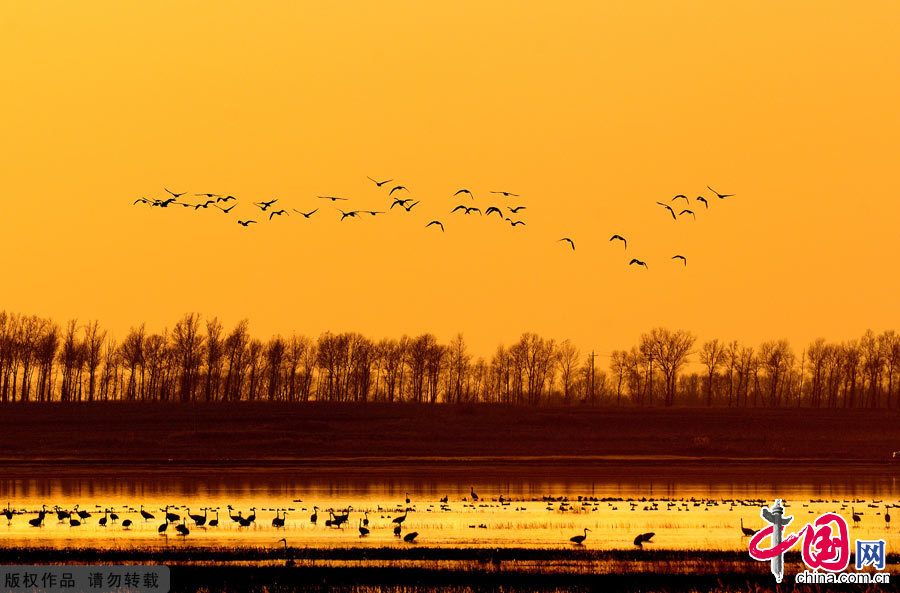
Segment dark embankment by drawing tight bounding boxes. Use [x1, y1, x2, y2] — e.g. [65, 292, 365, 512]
[1, 403, 899, 463]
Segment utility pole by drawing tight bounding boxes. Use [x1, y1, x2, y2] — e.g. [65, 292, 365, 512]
[589, 351, 596, 405]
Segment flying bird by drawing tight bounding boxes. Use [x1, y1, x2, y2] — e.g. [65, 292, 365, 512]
[678, 209, 695, 220]
[195, 193, 220, 198]
[454, 189, 474, 199]
[293, 208, 318, 218]
[609, 234, 627, 249]
[164, 188, 186, 198]
[485, 206, 503, 217]
[367, 176, 392, 187]
[696, 196, 709, 208]
[629, 259, 648, 268]
[318, 196, 349, 202]
[155, 198, 178, 208]
[558, 238, 575, 250]
[338, 209, 359, 220]
[217, 195, 236, 203]
[237, 220, 256, 227]
[671, 194, 689, 204]
[391, 198, 415, 209]
[656, 202, 676, 220]
[363, 210, 385, 216]
[389, 185, 408, 196]
[269, 209, 288, 220]
[672, 255, 687, 266]
[707, 185, 734, 199]
[491, 191, 519, 197]
[256, 199, 278, 211]
[194, 200, 215, 209]
[426, 220, 445, 232]
[403, 201, 420, 212]
[215, 204, 236, 213]
[508, 206, 527, 213]
[133, 198, 151, 205]
[452, 206, 480, 215]
[508, 219, 526, 227]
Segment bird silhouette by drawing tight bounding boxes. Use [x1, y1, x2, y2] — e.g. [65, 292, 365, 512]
[338, 209, 359, 221]
[237, 220, 257, 227]
[570, 528, 590, 545]
[634, 532, 655, 547]
[507, 206, 527, 213]
[269, 209, 289, 220]
[367, 176, 392, 187]
[391, 198, 415, 209]
[217, 195, 236, 203]
[454, 189, 474, 200]
[609, 234, 627, 249]
[656, 202, 676, 220]
[318, 195, 349, 202]
[363, 210, 385, 216]
[708, 185, 734, 199]
[679, 209, 695, 220]
[403, 531, 419, 543]
[155, 198, 178, 208]
[491, 191, 519, 197]
[629, 259, 648, 268]
[740, 518, 756, 537]
[194, 200, 216, 210]
[508, 219, 526, 227]
[671, 194, 689, 204]
[293, 208, 318, 218]
[195, 193, 220, 199]
[402, 201, 420, 212]
[256, 199, 278, 211]
[485, 206, 503, 217]
[214, 204, 236, 213]
[133, 197, 152, 205]
[696, 196, 709, 208]
[389, 185, 408, 196]
[426, 220, 445, 232]
[558, 238, 575, 250]
[672, 255, 687, 266]
[164, 188, 186, 198]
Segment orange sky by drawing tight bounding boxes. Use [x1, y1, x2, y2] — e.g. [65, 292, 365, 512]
[1, 1, 899, 357]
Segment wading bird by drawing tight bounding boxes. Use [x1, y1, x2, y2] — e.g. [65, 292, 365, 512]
[310, 507, 318, 524]
[403, 531, 419, 543]
[140, 505, 154, 521]
[208, 511, 219, 527]
[570, 528, 590, 545]
[278, 538, 295, 567]
[176, 519, 190, 537]
[741, 518, 756, 537]
[358, 519, 369, 537]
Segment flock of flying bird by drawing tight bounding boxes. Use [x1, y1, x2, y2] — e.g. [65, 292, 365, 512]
[133, 179, 737, 269]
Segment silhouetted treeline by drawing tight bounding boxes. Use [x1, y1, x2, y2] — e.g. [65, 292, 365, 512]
[1, 311, 898, 407]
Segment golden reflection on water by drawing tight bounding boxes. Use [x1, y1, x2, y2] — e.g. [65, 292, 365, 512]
[1, 465, 898, 552]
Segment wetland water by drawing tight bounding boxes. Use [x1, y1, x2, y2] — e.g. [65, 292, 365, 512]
[1, 460, 898, 554]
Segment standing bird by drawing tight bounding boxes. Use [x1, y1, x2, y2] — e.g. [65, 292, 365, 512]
[740, 518, 756, 537]
[278, 538, 295, 567]
[885, 506, 891, 527]
[426, 220, 444, 232]
[140, 505, 154, 521]
[158, 521, 168, 534]
[122, 519, 133, 528]
[393, 509, 409, 526]
[558, 238, 576, 251]
[310, 507, 318, 524]
[176, 519, 190, 537]
[208, 511, 219, 527]
[454, 189, 474, 200]
[696, 196, 709, 208]
[3, 503, 13, 523]
[189, 508, 207, 526]
[707, 185, 734, 199]
[570, 528, 590, 545]
[293, 208, 318, 218]
[99, 509, 108, 527]
[629, 259, 648, 269]
[609, 235, 627, 249]
[358, 518, 369, 537]
[852, 507, 861, 524]
[470, 487, 479, 501]
[656, 202, 676, 220]
[403, 531, 419, 543]
[272, 510, 286, 528]
[393, 524, 402, 537]
[367, 176, 392, 187]
[672, 255, 687, 266]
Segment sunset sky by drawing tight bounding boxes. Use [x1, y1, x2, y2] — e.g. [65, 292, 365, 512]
[1, 1, 899, 357]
